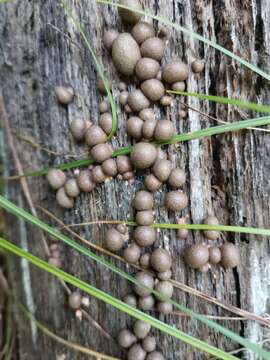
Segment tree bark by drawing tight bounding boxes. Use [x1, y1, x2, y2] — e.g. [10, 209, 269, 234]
[0, 0, 270, 359]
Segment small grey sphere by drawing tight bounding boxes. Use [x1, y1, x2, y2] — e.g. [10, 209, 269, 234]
[165, 191, 188, 211]
[138, 295, 155, 310]
[104, 228, 124, 252]
[118, 329, 137, 348]
[155, 280, 174, 300]
[128, 90, 150, 112]
[139, 253, 151, 268]
[168, 168, 186, 188]
[64, 178, 80, 198]
[150, 249, 172, 272]
[152, 159, 172, 182]
[136, 210, 154, 226]
[127, 116, 144, 139]
[77, 170, 96, 192]
[68, 292, 82, 310]
[123, 293, 138, 308]
[209, 246, 222, 265]
[91, 166, 106, 184]
[70, 119, 86, 141]
[140, 37, 165, 61]
[123, 243, 141, 263]
[116, 155, 132, 174]
[142, 119, 157, 140]
[134, 271, 154, 297]
[157, 301, 173, 315]
[55, 86, 74, 105]
[134, 226, 156, 247]
[133, 190, 153, 210]
[99, 113, 113, 135]
[141, 79, 165, 102]
[133, 320, 151, 339]
[157, 270, 172, 281]
[103, 29, 119, 51]
[220, 243, 240, 269]
[90, 143, 113, 163]
[102, 158, 118, 177]
[128, 343, 147, 360]
[118, 0, 143, 24]
[132, 22, 155, 45]
[184, 244, 209, 269]
[56, 188, 74, 209]
[85, 125, 107, 147]
[47, 168, 66, 190]
[203, 216, 220, 240]
[144, 174, 162, 192]
[139, 108, 155, 122]
[136, 58, 160, 81]
[142, 336, 156, 352]
[162, 59, 189, 83]
[146, 350, 165, 360]
[154, 120, 175, 141]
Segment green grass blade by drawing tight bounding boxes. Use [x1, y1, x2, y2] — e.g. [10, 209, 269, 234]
[60, 0, 117, 139]
[6, 115, 270, 180]
[0, 238, 237, 360]
[0, 196, 270, 359]
[120, 221, 270, 237]
[168, 91, 270, 114]
[96, 0, 270, 82]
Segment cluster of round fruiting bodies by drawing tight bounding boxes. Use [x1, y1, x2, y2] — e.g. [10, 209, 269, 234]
[104, 190, 174, 314]
[118, 320, 165, 360]
[184, 216, 240, 271]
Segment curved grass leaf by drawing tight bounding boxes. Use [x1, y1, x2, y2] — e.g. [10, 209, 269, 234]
[60, 0, 118, 139]
[168, 91, 270, 114]
[7, 115, 270, 180]
[96, 0, 270, 82]
[70, 220, 270, 237]
[0, 238, 237, 360]
[0, 196, 269, 359]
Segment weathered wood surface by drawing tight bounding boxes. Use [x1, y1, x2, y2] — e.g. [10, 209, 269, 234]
[0, 0, 270, 359]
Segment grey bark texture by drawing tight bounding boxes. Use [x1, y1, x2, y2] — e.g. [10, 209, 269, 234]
[0, 0, 270, 359]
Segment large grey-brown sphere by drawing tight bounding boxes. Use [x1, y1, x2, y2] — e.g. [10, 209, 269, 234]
[132, 22, 155, 44]
[77, 170, 96, 192]
[128, 343, 147, 360]
[162, 59, 189, 83]
[123, 243, 141, 263]
[134, 271, 154, 297]
[141, 79, 165, 102]
[85, 125, 107, 147]
[136, 58, 160, 81]
[118, 329, 137, 348]
[127, 116, 144, 139]
[56, 188, 74, 209]
[184, 244, 209, 269]
[220, 243, 240, 268]
[150, 249, 172, 272]
[133, 320, 151, 339]
[154, 120, 174, 141]
[141, 37, 165, 61]
[90, 143, 113, 163]
[128, 90, 150, 112]
[134, 226, 156, 247]
[131, 142, 157, 169]
[152, 159, 172, 182]
[165, 191, 188, 211]
[47, 168, 66, 190]
[70, 119, 86, 141]
[112, 33, 141, 76]
[133, 190, 153, 210]
[118, 0, 143, 24]
[103, 29, 119, 51]
[104, 228, 124, 252]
